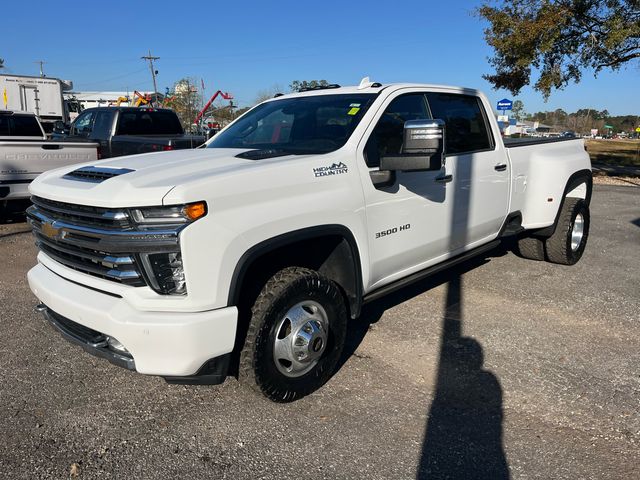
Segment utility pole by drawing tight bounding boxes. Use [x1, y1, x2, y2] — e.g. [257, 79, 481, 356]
[34, 60, 46, 77]
[141, 50, 159, 99]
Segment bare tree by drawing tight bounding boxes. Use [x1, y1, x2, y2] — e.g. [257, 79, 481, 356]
[254, 84, 284, 104]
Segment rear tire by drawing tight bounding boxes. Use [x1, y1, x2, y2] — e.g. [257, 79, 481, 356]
[515, 236, 545, 261]
[545, 198, 590, 265]
[238, 267, 347, 402]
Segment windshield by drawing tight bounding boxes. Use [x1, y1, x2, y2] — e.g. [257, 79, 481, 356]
[207, 93, 376, 156]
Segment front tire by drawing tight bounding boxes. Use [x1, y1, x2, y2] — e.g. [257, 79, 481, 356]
[545, 198, 590, 265]
[238, 267, 347, 402]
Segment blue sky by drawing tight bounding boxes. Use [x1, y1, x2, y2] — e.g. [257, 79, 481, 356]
[2, 0, 638, 116]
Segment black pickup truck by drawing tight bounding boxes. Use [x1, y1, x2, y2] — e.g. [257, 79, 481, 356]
[53, 107, 205, 159]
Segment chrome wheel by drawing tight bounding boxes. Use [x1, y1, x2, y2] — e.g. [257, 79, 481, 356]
[571, 213, 584, 252]
[273, 301, 329, 378]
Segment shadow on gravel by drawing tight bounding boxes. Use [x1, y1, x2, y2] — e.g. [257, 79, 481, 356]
[417, 273, 509, 480]
[338, 248, 510, 479]
[631, 218, 640, 228]
[340, 246, 510, 479]
[417, 150, 509, 480]
[338, 251, 500, 374]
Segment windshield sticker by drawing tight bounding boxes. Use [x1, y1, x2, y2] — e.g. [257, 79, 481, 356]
[347, 107, 361, 115]
[313, 162, 348, 178]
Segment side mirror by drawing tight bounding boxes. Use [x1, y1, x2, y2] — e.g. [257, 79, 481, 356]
[380, 119, 445, 172]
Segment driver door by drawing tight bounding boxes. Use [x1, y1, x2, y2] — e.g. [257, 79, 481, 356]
[359, 92, 457, 291]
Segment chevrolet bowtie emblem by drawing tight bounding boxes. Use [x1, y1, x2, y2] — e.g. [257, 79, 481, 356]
[42, 221, 60, 239]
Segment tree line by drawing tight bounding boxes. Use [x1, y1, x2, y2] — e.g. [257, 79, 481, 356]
[524, 108, 638, 134]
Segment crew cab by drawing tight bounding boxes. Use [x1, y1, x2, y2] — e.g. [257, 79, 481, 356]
[52, 107, 205, 159]
[0, 111, 97, 205]
[27, 80, 592, 402]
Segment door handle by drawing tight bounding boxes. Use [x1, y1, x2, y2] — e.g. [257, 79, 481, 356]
[494, 163, 507, 172]
[435, 174, 453, 184]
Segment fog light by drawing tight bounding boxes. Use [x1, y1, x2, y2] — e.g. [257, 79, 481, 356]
[106, 336, 130, 355]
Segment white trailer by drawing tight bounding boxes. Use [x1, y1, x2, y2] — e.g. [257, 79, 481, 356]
[0, 74, 71, 132]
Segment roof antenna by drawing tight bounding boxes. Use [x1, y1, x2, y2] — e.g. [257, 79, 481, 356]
[358, 76, 381, 89]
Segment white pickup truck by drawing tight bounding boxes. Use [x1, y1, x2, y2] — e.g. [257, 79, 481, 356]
[27, 81, 591, 402]
[0, 111, 97, 207]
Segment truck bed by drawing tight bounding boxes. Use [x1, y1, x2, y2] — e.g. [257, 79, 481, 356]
[1, 140, 98, 200]
[504, 136, 590, 229]
[503, 136, 581, 147]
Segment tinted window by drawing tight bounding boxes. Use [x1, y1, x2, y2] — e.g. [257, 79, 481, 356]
[426, 93, 492, 155]
[0, 117, 8, 136]
[208, 94, 376, 156]
[365, 94, 429, 167]
[116, 111, 183, 135]
[0, 115, 43, 136]
[239, 108, 293, 145]
[72, 111, 95, 136]
[92, 111, 114, 138]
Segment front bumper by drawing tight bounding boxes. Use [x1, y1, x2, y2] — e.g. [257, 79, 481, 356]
[28, 263, 238, 377]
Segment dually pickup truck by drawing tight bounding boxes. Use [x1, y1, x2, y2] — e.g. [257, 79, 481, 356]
[27, 80, 592, 402]
[53, 107, 205, 159]
[0, 111, 97, 206]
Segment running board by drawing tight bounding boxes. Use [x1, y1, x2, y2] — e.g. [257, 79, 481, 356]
[362, 240, 501, 304]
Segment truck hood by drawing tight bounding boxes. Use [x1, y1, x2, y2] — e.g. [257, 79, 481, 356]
[29, 148, 293, 207]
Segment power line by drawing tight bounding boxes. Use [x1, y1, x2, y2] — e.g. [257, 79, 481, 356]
[73, 67, 149, 88]
[141, 50, 159, 95]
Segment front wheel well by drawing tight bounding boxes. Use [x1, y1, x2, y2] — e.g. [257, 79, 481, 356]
[227, 228, 363, 376]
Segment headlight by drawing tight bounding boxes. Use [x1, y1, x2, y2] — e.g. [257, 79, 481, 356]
[133, 201, 206, 295]
[140, 252, 186, 295]
[130, 201, 207, 225]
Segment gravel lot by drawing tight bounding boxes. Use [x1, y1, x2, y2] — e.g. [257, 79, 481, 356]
[0, 185, 638, 479]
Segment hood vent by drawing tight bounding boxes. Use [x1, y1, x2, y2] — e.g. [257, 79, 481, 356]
[64, 166, 135, 183]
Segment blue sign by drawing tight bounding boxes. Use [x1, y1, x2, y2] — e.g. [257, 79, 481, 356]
[497, 98, 513, 111]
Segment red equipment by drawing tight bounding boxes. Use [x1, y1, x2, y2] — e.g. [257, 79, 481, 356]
[195, 90, 233, 125]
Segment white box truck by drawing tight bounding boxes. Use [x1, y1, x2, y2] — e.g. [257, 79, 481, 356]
[0, 74, 72, 133]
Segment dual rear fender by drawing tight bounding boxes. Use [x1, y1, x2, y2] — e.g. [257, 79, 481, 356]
[533, 169, 592, 238]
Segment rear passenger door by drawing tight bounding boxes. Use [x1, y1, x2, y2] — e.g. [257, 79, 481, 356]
[425, 92, 509, 249]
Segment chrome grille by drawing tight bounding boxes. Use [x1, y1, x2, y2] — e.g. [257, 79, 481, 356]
[31, 196, 132, 229]
[27, 199, 181, 288]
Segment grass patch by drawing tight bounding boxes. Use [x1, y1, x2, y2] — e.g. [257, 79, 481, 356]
[586, 139, 640, 167]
